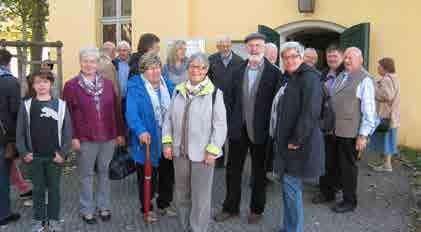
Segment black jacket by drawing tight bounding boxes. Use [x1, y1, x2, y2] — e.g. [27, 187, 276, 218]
[273, 63, 324, 178]
[320, 63, 345, 83]
[208, 52, 244, 93]
[0, 74, 21, 144]
[227, 58, 280, 144]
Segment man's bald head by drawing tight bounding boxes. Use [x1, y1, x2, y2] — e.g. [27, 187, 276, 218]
[344, 47, 363, 73]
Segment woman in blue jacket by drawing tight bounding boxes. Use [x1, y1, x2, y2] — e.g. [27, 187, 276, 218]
[125, 52, 175, 223]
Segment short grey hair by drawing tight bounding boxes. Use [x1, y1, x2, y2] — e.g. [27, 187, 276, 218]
[187, 52, 209, 68]
[138, 51, 162, 73]
[117, 40, 131, 50]
[265, 42, 278, 50]
[216, 36, 232, 45]
[304, 47, 317, 55]
[279, 42, 305, 58]
[79, 47, 100, 61]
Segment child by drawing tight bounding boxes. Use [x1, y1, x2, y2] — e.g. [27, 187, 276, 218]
[16, 71, 72, 232]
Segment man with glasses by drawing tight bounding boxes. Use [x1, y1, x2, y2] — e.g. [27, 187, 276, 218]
[214, 32, 280, 224]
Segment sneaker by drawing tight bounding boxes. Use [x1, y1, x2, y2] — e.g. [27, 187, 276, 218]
[98, 209, 111, 222]
[30, 220, 44, 232]
[373, 165, 393, 172]
[80, 213, 97, 224]
[157, 206, 177, 217]
[144, 211, 158, 223]
[20, 190, 33, 200]
[49, 220, 63, 232]
[23, 199, 33, 207]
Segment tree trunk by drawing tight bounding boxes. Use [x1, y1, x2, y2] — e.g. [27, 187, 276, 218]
[30, 0, 48, 73]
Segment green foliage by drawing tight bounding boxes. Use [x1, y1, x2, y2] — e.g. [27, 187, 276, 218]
[399, 146, 421, 169]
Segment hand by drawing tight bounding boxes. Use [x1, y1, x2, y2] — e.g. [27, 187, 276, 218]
[288, 144, 299, 150]
[203, 152, 217, 166]
[72, 139, 81, 151]
[138, 132, 151, 145]
[23, 153, 33, 163]
[356, 136, 368, 152]
[53, 152, 65, 164]
[116, 136, 125, 146]
[163, 146, 173, 160]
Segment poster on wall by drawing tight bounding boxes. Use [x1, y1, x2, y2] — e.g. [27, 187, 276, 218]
[167, 39, 206, 58]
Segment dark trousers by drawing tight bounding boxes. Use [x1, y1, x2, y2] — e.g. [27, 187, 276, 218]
[136, 163, 158, 213]
[30, 156, 62, 221]
[0, 146, 11, 220]
[157, 157, 174, 209]
[223, 126, 267, 214]
[319, 134, 341, 199]
[336, 137, 358, 206]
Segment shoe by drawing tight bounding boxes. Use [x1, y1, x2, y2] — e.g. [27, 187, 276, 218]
[80, 213, 97, 224]
[373, 165, 393, 172]
[23, 199, 33, 207]
[312, 193, 335, 204]
[0, 213, 21, 226]
[49, 220, 63, 232]
[332, 201, 356, 213]
[214, 211, 239, 222]
[98, 209, 111, 222]
[20, 190, 33, 199]
[144, 211, 158, 223]
[157, 206, 177, 217]
[248, 213, 263, 224]
[30, 220, 44, 232]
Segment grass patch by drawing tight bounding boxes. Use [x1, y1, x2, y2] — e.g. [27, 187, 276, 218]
[399, 146, 421, 169]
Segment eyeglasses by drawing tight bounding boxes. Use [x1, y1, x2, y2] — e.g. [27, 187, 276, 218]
[282, 54, 301, 61]
[188, 65, 207, 71]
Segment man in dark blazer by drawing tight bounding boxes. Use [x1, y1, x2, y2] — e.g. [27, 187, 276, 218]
[215, 32, 280, 224]
[208, 36, 244, 167]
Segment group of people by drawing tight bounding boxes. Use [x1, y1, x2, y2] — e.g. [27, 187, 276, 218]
[0, 30, 400, 232]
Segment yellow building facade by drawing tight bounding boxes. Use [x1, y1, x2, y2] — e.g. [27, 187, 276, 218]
[47, 0, 421, 148]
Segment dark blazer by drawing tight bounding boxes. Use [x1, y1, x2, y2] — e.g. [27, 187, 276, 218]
[0, 74, 20, 144]
[273, 63, 324, 178]
[320, 63, 345, 83]
[227, 58, 280, 145]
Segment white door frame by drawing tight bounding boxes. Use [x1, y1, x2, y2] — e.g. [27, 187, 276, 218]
[275, 20, 347, 43]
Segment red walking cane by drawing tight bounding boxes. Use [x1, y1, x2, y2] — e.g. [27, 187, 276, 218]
[144, 143, 152, 224]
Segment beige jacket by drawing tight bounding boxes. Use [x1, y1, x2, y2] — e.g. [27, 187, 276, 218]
[98, 55, 121, 100]
[375, 73, 400, 128]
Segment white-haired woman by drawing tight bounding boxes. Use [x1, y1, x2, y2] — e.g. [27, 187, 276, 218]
[63, 47, 125, 224]
[270, 42, 324, 232]
[162, 40, 188, 85]
[162, 52, 227, 232]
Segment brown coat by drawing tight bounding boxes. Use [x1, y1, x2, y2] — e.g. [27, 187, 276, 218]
[375, 73, 400, 128]
[98, 55, 121, 100]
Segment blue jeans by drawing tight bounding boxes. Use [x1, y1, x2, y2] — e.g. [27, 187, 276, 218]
[0, 145, 11, 220]
[282, 174, 304, 232]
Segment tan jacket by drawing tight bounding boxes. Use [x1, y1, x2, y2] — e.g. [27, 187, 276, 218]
[375, 73, 400, 128]
[98, 55, 121, 100]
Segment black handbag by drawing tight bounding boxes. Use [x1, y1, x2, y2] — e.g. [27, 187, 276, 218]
[0, 119, 8, 145]
[375, 118, 391, 133]
[108, 146, 136, 180]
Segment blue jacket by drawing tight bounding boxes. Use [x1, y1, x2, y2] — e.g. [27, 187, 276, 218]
[125, 75, 175, 167]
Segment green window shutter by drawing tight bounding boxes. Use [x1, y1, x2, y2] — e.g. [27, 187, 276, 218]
[258, 25, 281, 65]
[340, 23, 370, 69]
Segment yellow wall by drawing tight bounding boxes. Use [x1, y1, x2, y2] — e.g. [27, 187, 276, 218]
[48, 0, 421, 148]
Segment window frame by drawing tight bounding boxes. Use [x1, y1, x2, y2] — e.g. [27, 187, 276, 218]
[100, 0, 131, 44]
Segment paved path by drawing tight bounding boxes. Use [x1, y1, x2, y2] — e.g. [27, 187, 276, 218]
[2, 156, 411, 232]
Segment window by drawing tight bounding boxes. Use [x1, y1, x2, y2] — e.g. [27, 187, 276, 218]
[101, 0, 132, 45]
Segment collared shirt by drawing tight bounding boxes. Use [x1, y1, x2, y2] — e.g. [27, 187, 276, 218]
[325, 70, 338, 95]
[118, 60, 130, 97]
[247, 59, 264, 92]
[220, 52, 233, 67]
[337, 72, 377, 136]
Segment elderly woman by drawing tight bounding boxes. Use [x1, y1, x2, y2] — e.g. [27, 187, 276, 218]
[271, 42, 323, 232]
[63, 47, 125, 224]
[162, 52, 227, 232]
[162, 40, 188, 85]
[370, 57, 400, 172]
[125, 52, 176, 222]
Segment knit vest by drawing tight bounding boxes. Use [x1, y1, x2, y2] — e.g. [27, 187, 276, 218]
[331, 68, 370, 138]
[242, 64, 264, 142]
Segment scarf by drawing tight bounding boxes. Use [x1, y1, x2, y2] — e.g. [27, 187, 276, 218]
[78, 73, 104, 112]
[185, 77, 210, 97]
[0, 65, 13, 77]
[141, 74, 171, 127]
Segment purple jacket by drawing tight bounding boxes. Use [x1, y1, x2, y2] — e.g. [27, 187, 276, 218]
[63, 75, 124, 142]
